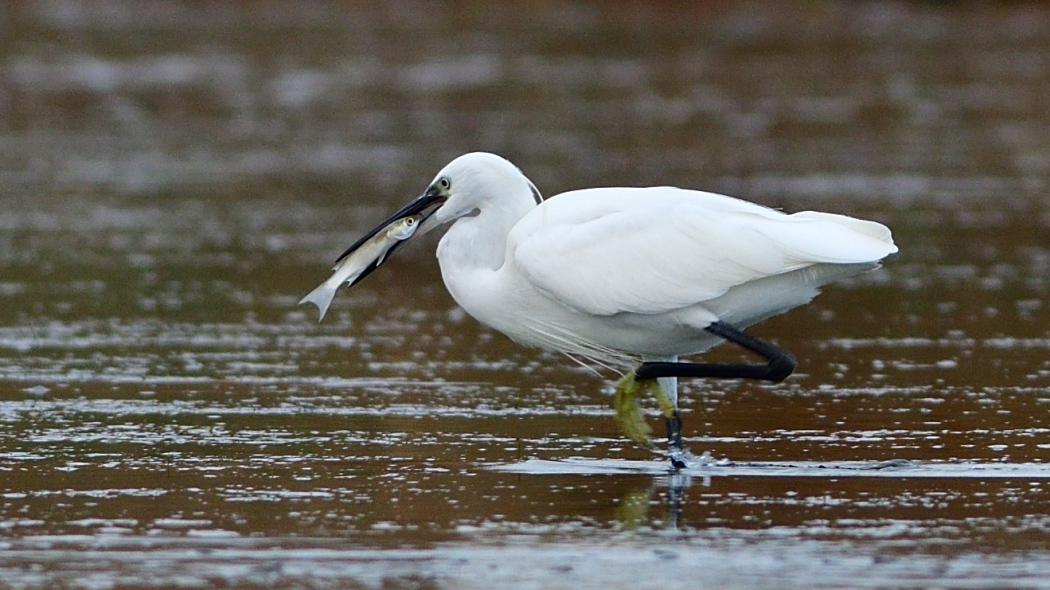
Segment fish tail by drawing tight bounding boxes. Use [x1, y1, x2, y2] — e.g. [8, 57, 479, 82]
[298, 277, 341, 322]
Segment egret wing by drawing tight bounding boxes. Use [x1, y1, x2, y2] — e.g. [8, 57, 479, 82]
[510, 187, 895, 317]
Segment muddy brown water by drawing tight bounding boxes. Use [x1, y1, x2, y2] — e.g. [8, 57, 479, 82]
[1, 2, 1050, 589]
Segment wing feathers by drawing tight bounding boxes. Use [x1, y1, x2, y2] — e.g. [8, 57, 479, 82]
[510, 187, 896, 317]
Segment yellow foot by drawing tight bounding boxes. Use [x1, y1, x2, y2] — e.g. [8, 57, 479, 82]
[613, 372, 678, 444]
[614, 371, 652, 444]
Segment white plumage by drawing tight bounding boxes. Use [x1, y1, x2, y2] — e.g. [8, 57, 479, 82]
[420, 153, 896, 369]
[302, 151, 898, 463]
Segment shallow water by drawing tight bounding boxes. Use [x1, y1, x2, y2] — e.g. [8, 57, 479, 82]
[2, 2, 1050, 589]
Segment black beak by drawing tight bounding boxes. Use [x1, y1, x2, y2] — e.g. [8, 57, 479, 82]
[332, 187, 447, 286]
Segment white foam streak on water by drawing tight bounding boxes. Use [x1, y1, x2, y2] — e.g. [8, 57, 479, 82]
[1, 538, 1048, 590]
[490, 458, 1050, 479]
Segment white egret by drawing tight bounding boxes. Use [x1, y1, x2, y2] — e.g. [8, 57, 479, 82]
[301, 152, 898, 468]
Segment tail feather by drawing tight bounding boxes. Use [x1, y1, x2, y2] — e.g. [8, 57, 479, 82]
[762, 211, 898, 265]
[792, 211, 897, 249]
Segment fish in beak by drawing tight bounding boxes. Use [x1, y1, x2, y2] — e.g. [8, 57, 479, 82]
[299, 187, 447, 321]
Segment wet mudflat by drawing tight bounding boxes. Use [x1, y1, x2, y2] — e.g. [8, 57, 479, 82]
[2, 2, 1050, 589]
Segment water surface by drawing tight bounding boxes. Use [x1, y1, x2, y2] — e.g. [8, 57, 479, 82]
[2, 2, 1050, 589]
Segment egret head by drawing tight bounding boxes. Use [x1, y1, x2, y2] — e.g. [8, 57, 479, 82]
[424, 152, 542, 228]
[329, 152, 540, 286]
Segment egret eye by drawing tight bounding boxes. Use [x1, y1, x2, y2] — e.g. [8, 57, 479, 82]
[438, 178, 451, 191]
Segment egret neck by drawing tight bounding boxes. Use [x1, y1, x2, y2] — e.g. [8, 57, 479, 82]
[435, 174, 536, 315]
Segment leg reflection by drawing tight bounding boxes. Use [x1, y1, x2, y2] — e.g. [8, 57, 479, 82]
[614, 472, 711, 530]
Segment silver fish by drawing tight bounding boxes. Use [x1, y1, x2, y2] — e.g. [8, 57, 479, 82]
[299, 215, 420, 321]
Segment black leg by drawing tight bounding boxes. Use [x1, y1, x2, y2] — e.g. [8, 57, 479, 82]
[637, 321, 797, 469]
[665, 410, 686, 470]
[636, 321, 796, 382]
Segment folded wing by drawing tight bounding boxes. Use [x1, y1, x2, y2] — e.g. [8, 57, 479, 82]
[510, 187, 897, 317]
